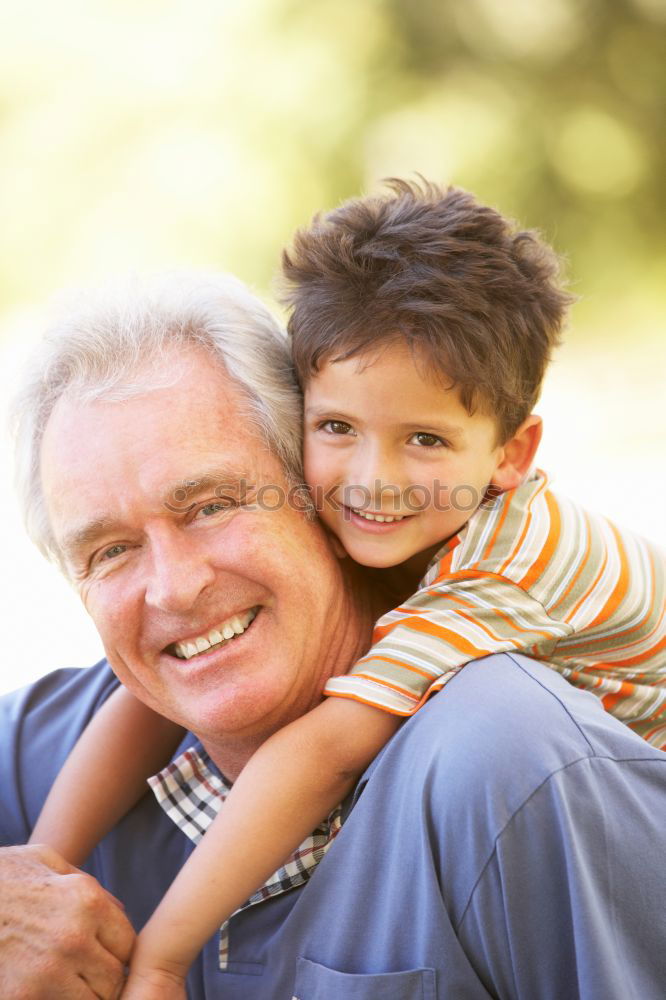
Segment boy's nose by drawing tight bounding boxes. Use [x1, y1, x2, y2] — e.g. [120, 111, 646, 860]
[345, 446, 405, 512]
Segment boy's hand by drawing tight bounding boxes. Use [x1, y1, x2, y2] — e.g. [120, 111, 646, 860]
[120, 923, 192, 999]
[0, 843, 135, 999]
[121, 966, 187, 1000]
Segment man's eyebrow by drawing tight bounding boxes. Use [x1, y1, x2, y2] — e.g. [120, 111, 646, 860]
[159, 466, 254, 508]
[60, 517, 119, 560]
[61, 466, 252, 558]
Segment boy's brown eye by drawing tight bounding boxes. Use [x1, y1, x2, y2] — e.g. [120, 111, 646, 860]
[322, 420, 353, 435]
[412, 432, 444, 447]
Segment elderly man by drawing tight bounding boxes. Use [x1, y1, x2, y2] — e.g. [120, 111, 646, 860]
[1, 273, 665, 1000]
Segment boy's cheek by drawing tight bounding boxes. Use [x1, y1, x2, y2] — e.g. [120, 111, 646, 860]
[303, 441, 332, 490]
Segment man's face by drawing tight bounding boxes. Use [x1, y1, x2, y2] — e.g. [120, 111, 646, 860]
[40, 349, 353, 757]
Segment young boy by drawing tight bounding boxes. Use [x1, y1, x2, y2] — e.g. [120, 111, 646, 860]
[30, 181, 666, 998]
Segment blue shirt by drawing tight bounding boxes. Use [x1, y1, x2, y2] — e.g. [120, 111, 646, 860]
[2, 652, 665, 999]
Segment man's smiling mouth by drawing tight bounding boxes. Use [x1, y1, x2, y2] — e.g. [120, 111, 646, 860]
[168, 607, 259, 660]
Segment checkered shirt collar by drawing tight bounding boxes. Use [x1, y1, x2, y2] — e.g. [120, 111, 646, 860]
[148, 745, 342, 970]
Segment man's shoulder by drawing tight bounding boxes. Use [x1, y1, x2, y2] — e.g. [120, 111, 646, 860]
[404, 652, 661, 759]
[351, 652, 665, 931]
[0, 660, 118, 737]
[0, 662, 119, 843]
[362, 652, 664, 829]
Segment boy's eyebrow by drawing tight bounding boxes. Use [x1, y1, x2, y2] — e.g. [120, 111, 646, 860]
[61, 465, 252, 559]
[399, 422, 466, 440]
[303, 404, 347, 418]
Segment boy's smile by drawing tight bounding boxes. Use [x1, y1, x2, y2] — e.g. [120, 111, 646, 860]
[303, 341, 509, 577]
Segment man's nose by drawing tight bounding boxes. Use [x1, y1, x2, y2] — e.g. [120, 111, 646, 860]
[144, 528, 216, 613]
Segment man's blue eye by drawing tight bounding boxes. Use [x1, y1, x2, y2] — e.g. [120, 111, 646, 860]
[201, 503, 224, 516]
[102, 544, 127, 560]
[199, 500, 235, 517]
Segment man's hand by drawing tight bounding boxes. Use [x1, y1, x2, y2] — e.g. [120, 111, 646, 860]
[0, 843, 135, 999]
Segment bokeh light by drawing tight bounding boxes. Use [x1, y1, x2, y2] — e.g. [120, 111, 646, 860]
[1, 0, 664, 694]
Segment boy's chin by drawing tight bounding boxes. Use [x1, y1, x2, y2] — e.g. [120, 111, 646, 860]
[343, 539, 419, 570]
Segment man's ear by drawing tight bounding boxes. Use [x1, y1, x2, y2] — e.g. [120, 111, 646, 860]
[323, 525, 348, 559]
[490, 415, 543, 492]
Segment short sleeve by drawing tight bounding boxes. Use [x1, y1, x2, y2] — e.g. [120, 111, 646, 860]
[324, 574, 573, 715]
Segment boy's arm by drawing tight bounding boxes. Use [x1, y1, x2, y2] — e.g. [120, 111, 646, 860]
[326, 574, 573, 715]
[29, 687, 185, 866]
[123, 697, 400, 996]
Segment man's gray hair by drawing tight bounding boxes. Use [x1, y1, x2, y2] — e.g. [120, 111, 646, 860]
[11, 271, 303, 567]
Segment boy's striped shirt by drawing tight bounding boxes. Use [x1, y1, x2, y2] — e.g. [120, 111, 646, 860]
[324, 471, 666, 749]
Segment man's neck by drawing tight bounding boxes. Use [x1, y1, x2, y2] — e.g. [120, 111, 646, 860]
[198, 559, 376, 781]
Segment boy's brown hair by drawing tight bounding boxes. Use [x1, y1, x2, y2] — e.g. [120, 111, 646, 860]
[280, 178, 574, 443]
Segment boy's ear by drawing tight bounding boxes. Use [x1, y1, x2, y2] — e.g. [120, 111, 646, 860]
[490, 415, 543, 492]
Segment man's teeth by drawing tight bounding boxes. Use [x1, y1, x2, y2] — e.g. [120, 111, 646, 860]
[352, 509, 406, 523]
[173, 608, 258, 660]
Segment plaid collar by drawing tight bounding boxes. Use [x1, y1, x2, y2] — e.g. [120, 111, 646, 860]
[148, 745, 342, 970]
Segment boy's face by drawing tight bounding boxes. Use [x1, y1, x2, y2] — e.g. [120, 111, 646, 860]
[303, 341, 506, 573]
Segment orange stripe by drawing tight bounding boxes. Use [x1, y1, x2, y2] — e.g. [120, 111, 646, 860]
[642, 720, 666, 748]
[452, 610, 521, 649]
[549, 509, 593, 613]
[480, 490, 512, 563]
[375, 568, 559, 642]
[601, 680, 637, 715]
[354, 654, 435, 681]
[497, 472, 549, 576]
[463, 606, 560, 644]
[424, 591, 479, 611]
[326, 670, 456, 717]
[565, 539, 609, 623]
[372, 601, 498, 640]
[325, 689, 418, 717]
[431, 540, 462, 584]
[430, 568, 528, 586]
[346, 671, 425, 699]
[385, 588, 481, 614]
[382, 605, 429, 616]
[585, 520, 630, 630]
[376, 601, 559, 658]
[456, 606, 560, 645]
[560, 613, 664, 658]
[559, 546, 661, 653]
[375, 614, 492, 658]
[598, 633, 666, 669]
[639, 696, 666, 723]
[517, 490, 561, 590]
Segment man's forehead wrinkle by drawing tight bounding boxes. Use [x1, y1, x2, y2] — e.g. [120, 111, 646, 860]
[158, 465, 254, 503]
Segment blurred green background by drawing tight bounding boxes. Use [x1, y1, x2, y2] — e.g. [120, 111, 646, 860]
[1, 0, 665, 327]
[0, 0, 664, 690]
